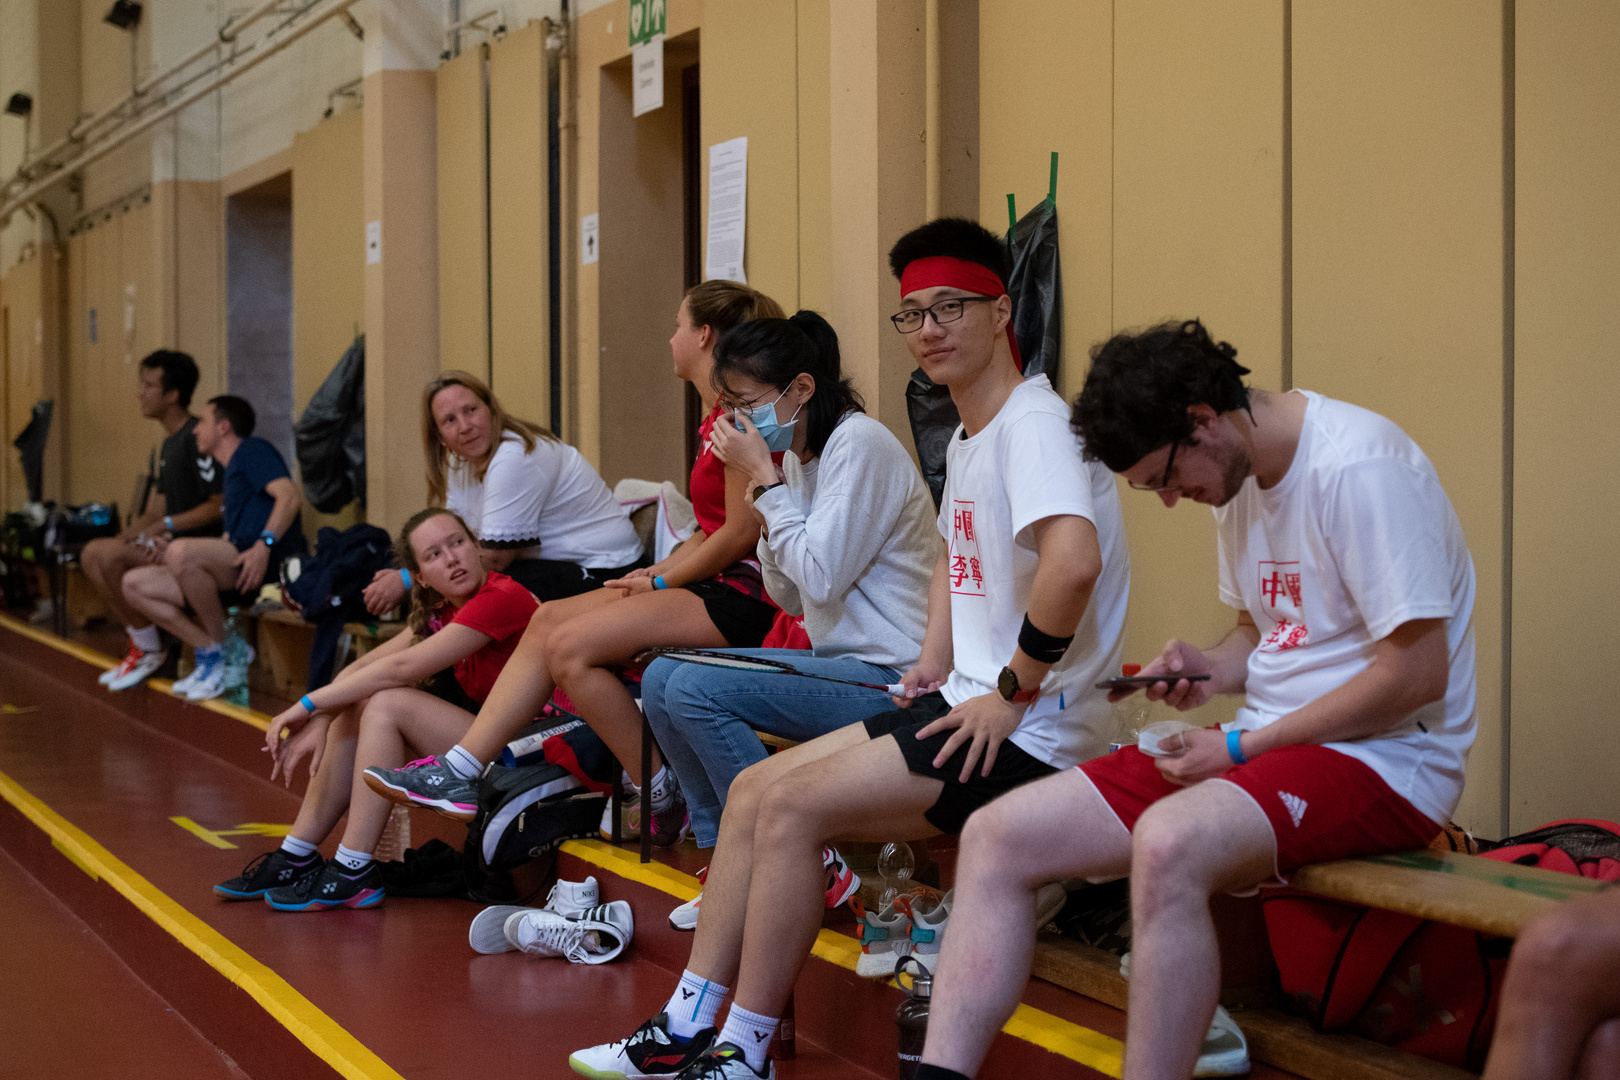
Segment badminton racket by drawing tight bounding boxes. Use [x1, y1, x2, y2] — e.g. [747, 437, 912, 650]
[631, 647, 907, 696]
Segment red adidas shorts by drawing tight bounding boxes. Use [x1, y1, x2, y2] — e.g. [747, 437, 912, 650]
[1077, 743, 1440, 878]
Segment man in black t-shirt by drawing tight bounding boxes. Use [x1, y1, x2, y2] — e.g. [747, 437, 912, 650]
[87, 351, 224, 691]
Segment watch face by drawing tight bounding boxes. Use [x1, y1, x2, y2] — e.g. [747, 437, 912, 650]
[997, 666, 1018, 700]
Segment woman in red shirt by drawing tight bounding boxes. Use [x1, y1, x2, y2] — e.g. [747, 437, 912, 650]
[365, 280, 787, 847]
[213, 507, 538, 912]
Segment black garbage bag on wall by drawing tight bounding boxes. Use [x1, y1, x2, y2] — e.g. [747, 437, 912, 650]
[295, 336, 366, 514]
[906, 177, 1063, 507]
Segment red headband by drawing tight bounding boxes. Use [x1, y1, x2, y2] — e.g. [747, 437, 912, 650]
[898, 256, 1023, 372]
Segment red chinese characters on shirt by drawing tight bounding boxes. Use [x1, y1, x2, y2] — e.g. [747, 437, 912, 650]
[1258, 560, 1307, 651]
[950, 500, 986, 596]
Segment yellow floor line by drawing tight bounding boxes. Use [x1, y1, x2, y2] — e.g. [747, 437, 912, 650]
[0, 613, 270, 731]
[0, 767, 404, 1080]
[560, 839, 1125, 1076]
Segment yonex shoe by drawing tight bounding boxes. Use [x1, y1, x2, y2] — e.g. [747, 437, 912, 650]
[363, 757, 479, 821]
[852, 894, 916, 977]
[468, 875, 601, 953]
[1194, 1005, 1250, 1078]
[173, 647, 225, 700]
[901, 887, 952, 974]
[569, 1012, 715, 1079]
[264, 860, 384, 911]
[214, 848, 324, 900]
[507, 901, 634, 963]
[648, 783, 690, 849]
[677, 1042, 775, 1079]
[601, 793, 643, 841]
[822, 845, 860, 908]
[107, 646, 168, 691]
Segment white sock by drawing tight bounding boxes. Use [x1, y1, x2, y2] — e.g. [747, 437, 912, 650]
[717, 1003, 778, 1070]
[444, 744, 482, 780]
[280, 836, 318, 859]
[621, 769, 640, 794]
[334, 844, 373, 870]
[128, 625, 161, 652]
[649, 766, 673, 813]
[665, 969, 730, 1038]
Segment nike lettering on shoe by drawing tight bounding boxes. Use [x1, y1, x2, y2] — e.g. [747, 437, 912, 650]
[1278, 791, 1308, 828]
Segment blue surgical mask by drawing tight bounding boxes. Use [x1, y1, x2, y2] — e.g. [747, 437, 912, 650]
[743, 387, 804, 452]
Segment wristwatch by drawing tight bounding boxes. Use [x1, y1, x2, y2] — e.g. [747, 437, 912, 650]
[997, 666, 1040, 704]
[751, 482, 784, 502]
[260, 529, 276, 548]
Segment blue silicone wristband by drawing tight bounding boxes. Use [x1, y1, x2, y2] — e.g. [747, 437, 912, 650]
[300, 695, 317, 715]
[653, 575, 668, 590]
[399, 568, 411, 589]
[1226, 728, 1249, 765]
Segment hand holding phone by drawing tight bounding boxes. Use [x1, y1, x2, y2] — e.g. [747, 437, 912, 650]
[1094, 673, 1211, 691]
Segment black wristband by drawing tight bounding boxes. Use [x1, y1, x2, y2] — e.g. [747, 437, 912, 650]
[1018, 613, 1074, 664]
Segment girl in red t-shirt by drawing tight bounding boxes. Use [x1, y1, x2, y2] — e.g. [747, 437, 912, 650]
[213, 508, 537, 911]
[365, 281, 788, 848]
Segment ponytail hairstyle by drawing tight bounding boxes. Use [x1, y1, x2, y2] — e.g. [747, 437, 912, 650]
[395, 507, 479, 638]
[422, 370, 556, 507]
[711, 311, 866, 458]
[683, 279, 786, 339]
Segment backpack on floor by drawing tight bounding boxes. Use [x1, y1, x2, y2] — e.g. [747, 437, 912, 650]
[461, 761, 608, 903]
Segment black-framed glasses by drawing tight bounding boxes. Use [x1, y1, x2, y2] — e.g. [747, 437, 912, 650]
[889, 296, 995, 334]
[1128, 440, 1182, 492]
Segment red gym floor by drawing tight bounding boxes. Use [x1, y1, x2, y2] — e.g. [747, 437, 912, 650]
[0, 614, 1301, 1080]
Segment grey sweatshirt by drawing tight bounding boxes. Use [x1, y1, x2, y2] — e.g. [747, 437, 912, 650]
[755, 412, 939, 669]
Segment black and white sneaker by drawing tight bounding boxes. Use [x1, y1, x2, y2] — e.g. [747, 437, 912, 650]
[214, 849, 324, 900]
[264, 860, 385, 912]
[569, 1012, 715, 1078]
[676, 1042, 775, 1079]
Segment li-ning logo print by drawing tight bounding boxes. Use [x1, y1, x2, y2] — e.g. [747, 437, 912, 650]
[949, 500, 985, 597]
[1257, 560, 1308, 651]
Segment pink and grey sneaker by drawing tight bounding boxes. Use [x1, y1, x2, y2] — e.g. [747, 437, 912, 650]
[823, 845, 860, 908]
[363, 757, 479, 821]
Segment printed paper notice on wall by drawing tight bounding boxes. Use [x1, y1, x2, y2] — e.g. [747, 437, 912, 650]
[365, 220, 381, 265]
[632, 35, 663, 117]
[704, 137, 747, 284]
[581, 213, 600, 265]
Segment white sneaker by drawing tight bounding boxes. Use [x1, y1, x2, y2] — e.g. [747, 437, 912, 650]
[506, 900, 634, 964]
[1117, 952, 1250, 1077]
[182, 649, 227, 700]
[853, 894, 917, 978]
[467, 876, 600, 954]
[107, 647, 168, 691]
[902, 887, 952, 974]
[600, 792, 642, 841]
[669, 891, 702, 932]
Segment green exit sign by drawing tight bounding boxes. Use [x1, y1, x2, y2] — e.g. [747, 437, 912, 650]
[629, 0, 665, 46]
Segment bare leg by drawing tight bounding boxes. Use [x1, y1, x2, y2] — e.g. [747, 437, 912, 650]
[457, 589, 622, 762]
[728, 733, 945, 1019]
[79, 537, 154, 628]
[166, 538, 239, 645]
[921, 769, 1133, 1075]
[685, 724, 872, 983]
[286, 705, 364, 846]
[338, 687, 474, 854]
[549, 588, 731, 778]
[1121, 781, 1275, 1080]
[121, 565, 211, 650]
[1481, 888, 1620, 1080]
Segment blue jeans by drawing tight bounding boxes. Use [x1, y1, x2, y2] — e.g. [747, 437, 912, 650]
[642, 649, 902, 847]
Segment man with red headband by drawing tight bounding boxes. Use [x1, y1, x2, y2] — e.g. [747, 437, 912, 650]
[568, 218, 1130, 1080]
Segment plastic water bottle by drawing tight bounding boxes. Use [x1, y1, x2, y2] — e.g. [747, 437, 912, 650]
[222, 609, 253, 707]
[1108, 664, 1152, 753]
[895, 955, 932, 1079]
[374, 804, 412, 863]
[878, 840, 916, 910]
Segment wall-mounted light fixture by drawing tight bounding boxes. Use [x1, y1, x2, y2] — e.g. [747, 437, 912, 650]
[104, 0, 143, 30]
[4, 92, 32, 117]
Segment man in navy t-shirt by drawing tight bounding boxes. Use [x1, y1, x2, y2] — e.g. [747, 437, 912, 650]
[123, 395, 306, 701]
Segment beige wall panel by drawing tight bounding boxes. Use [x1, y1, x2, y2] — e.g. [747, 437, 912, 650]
[489, 21, 550, 427]
[438, 46, 490, 380]
[170, 180, 225, 399]
[1511, 2, 1620, 830]
[702, 0, 800, 308]
[79, 0, 142, 118]
[1293, 3, 1505, 834]
[796, 0, 833, 315]
[1110, 0, 1286, 730]
[596, 58, 688, 489]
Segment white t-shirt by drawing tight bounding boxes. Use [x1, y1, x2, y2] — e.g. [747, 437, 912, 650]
[447, 432, 644, 569]
[756, 412, 937, 670]
[1215, 390, 1477, 825]
[938, 375, 1130, 770]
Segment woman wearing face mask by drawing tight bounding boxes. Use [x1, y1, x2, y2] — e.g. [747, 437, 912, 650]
[362, 280, 788, 846]
[360, 372, 644, 616]
[642, 312, 940, 924]
[214, 509, 540, 912]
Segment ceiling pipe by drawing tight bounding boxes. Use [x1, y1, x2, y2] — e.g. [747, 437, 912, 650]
[0, 0, 365, 222]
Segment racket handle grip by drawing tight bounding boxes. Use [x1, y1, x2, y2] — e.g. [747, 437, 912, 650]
[886, 683, 910, 697]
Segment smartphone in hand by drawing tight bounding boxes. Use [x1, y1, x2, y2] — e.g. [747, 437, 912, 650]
[1094, 673, 1212, 691]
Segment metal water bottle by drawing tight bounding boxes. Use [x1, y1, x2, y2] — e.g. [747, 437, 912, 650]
[895, 955, 932, 1080]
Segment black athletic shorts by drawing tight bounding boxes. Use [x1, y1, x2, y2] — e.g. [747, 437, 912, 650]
[863, 692, 1058, 834]
[504, 557, 646, 602]
[423, 667, 480, 713]
[681, 579, 779, 649]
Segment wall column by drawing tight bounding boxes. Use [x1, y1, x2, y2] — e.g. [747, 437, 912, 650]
[360, 0, 440, 532]
[828, 0, 926, 451]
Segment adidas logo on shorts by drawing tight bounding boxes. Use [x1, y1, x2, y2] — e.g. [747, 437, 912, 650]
[1278, 791, 1308, 828]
